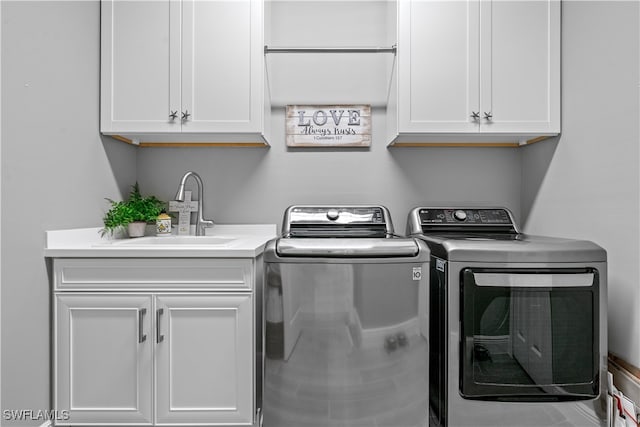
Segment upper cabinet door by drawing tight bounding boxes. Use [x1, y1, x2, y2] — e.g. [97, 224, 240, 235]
[480, 0, 560, 134]
[399, 0, 480, 133]
[181, 0, 263, 133]
[100, 0, 179, 133]
[398, 0, 479, 133]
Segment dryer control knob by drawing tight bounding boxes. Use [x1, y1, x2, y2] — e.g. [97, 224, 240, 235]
[327, 209, 340, 221]
[453, 210, 467, 221]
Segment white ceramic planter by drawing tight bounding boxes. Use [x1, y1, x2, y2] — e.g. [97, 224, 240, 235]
[127, 221, 147, 238]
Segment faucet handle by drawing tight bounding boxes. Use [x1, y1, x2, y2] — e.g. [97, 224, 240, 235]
[196, 219, 215, 236]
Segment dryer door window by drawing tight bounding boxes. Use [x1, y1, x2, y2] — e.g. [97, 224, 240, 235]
[460, 268, 599, 401]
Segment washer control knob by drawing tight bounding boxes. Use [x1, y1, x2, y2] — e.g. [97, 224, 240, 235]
[453, 210, 467, 221]
[326, 209, 340, 221]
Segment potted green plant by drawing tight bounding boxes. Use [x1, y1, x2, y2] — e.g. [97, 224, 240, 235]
[101, 183, 166, 237]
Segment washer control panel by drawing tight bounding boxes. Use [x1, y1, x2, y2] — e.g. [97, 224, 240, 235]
[418, 208, 513, 226]
[289, 206, 386, 225]
[284, 205, 393, 237]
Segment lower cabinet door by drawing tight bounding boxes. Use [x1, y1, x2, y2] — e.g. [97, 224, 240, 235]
[155, 294, 253, 425]
[55, 294, 153, 425]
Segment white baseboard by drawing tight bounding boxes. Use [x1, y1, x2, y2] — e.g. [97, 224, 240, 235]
[609, 360, 640, 409]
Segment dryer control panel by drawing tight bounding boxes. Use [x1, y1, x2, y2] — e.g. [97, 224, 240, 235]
[410, 207, 519, 234]
[419, 208, 512, 225]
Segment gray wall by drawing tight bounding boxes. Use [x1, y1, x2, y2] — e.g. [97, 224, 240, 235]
[522, 1, 640, 367]
[1, 1, 136, 422]
[136, 108, 523, 235]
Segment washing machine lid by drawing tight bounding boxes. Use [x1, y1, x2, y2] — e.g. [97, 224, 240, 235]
[275, 237, 421, 258]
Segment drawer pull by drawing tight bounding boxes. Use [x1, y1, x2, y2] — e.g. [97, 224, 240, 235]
[156, 308, 165, 343]
[138, 308, 147, 343]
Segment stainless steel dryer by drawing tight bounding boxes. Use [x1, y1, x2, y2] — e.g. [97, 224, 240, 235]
[407, 207, 607, 427]
[263, 205, 430, 427]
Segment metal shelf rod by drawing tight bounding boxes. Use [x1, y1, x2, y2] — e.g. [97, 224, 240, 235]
[264, 45, 396, 54]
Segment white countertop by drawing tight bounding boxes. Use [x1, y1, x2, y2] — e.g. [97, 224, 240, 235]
[44, 224, 278, 258]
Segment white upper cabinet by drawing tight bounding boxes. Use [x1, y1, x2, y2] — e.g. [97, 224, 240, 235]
[101, 0, 268, 146]
[390, 0, 560, 146]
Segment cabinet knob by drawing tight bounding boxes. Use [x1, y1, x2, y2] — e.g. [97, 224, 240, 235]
[181, 110, 191, 121]
[169, 111, 178, 121]
[484, 112, 493, 121]
[470, 111, 480, 121]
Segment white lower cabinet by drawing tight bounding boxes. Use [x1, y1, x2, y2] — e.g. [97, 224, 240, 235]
[53, 259, 257, 426]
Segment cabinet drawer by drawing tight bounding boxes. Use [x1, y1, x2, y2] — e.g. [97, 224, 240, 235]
[54, 258, 253, 291]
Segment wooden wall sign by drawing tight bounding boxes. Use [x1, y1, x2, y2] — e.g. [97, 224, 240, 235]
[286, 105, 371, 147]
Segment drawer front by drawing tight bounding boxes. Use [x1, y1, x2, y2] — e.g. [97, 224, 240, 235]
[54, 258, 253, 291]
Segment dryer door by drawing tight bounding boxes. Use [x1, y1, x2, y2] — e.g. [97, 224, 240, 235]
[459, 268, 600, 401]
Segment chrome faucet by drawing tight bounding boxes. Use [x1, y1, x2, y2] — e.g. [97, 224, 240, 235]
[174, 171, 214, 236]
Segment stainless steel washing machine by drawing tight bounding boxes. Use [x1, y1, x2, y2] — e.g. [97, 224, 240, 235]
[407, 207, 607, 427]
[263, 205, 430, 427]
